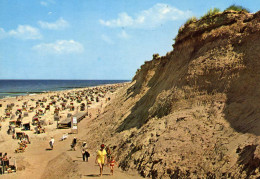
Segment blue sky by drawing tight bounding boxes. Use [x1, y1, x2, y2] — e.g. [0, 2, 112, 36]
[0, 0, 259, 80]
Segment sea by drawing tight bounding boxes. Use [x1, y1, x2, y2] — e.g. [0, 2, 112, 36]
[0, 80, 130, 99]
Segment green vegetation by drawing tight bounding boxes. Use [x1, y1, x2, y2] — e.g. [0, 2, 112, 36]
[185, 16, 198, 25]
[182, 8, 220, 28]
[178, 5, 250, 36]
[201, 8, 221, 19]
[225, 5, 250, 13]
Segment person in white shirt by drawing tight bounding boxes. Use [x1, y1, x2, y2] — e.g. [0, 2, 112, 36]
[60, 133, 68, 141]
[49, 137, 54, 149]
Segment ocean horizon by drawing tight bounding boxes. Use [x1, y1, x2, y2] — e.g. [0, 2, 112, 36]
[0, 79, 130, 99]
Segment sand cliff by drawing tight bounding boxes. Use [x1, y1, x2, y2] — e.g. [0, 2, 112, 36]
[82, 10, 260, 178]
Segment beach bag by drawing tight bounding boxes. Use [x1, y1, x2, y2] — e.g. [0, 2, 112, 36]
[86, 151, 90, 157]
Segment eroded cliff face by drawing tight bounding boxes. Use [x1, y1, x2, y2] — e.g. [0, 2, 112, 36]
[82, 10, 260, 178]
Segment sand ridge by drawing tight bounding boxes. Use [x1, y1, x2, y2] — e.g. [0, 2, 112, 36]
[73, 10, 260, 178]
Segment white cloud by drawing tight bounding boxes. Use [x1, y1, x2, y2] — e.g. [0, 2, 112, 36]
[38, 18, 69, 30]
[100, 13, 134, 27]
[118, 30, 130, 39]
[100, 3, 192, 28]
[40, 1, 48, 6]
[101, 34, 114, 44]
[1, 25, 42, 40]
[0, 28, 7, 39]
[40, 0, 55, 6]
[32, 40, 84, 54]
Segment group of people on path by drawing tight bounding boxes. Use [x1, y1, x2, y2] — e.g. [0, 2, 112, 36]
[48, 136, 117, 176]
[71, 140, 118, 176]
[96, 144, 118, 176]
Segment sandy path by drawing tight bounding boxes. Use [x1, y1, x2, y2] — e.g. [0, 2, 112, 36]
[66, 152, 141, 179]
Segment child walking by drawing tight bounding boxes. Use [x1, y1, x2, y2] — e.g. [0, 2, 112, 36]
[108, 156, 118, 175]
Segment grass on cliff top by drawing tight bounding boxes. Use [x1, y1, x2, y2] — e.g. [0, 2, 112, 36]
[175, 5, 251, 42]
[225, 4, 250, 13]
[185, 16, 198, 25]
[182, 7, 221, 29]
[180, 5, 250, 33]
[201, 8, 221, 19]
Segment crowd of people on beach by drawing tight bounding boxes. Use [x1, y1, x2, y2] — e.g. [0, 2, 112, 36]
[0, 84, 125, 176]
[0, 152, 16, 174]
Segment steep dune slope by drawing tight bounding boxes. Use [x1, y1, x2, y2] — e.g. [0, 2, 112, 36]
[82, 10, 260, 178]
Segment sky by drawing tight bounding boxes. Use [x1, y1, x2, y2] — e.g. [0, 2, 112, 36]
[0, 0, 259, 80]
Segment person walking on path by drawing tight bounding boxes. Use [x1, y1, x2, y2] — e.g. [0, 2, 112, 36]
[96, 144, 107, 176]
[81, 142, 90, 162]
[106, 146, 111, 163]
[71, 137, 77, 150]
[108, 156, 118, 176]
[49, 137, 54, 150]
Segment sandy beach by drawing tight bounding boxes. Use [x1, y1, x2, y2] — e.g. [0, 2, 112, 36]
[0, 82, 140, 178]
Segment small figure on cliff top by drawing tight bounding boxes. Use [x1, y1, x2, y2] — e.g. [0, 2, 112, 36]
[153, 53, 160, 59]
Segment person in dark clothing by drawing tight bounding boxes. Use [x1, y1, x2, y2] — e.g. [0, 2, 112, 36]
[71, 137, 77, 150]
[2, 153, 9, 172]
[81, 142, 90, 162]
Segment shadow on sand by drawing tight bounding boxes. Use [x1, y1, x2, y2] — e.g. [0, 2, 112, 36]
[85, 174, 110, 177]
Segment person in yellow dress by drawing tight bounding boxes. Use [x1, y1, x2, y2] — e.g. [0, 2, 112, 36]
[95, 144, 107, 176]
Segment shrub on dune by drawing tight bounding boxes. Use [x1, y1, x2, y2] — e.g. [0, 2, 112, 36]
[225, 4, 250, 13]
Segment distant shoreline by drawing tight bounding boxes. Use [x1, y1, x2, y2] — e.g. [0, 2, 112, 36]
[0, 80, 131, 100]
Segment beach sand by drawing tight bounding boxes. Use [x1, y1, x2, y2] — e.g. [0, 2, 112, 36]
[0, 82, 140, 178]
